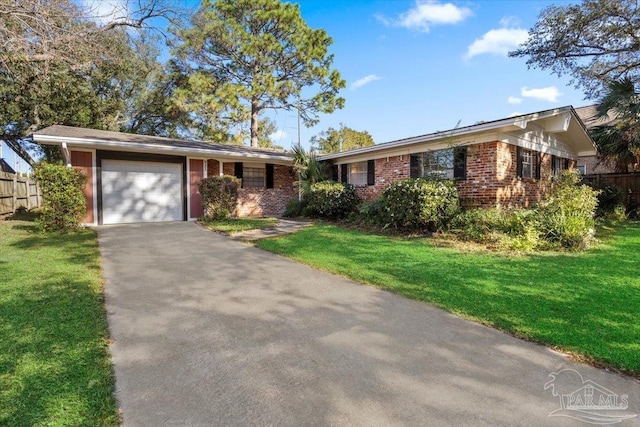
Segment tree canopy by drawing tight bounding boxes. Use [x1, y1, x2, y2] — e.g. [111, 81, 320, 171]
[311, 124, 374, 154]
[170, 0, 345, 147]
[510, 0, 640, 98]
[590, 78, 640, 172]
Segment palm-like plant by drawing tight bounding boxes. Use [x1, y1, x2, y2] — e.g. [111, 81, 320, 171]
[291, 143, 327, 195]
[591, 78, 640, 172]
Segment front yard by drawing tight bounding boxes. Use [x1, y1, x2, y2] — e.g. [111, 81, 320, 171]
[0, 219, 118, 426]
[258, 222, 640, 378]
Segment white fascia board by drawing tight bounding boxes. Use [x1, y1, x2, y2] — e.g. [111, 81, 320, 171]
[33, 134, 293, 165]
[578, 150, 598, 156]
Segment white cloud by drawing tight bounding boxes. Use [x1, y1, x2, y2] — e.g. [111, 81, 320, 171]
[465, 28, 528, 59]
[377, 1, 472, 32]
[269, 130, 288, 142]
[509, 111, 523, 117]
[351, 74, 382, 90]
[508, 96, 522, 105]
[81, 0, 129, 24]
[521, 86, 562, 102]
[499, 16, 521, 28]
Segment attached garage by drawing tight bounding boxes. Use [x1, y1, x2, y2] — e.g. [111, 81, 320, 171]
[101, 159, 184, 225]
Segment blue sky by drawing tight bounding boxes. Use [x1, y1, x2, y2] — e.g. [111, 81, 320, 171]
[80, 0, 589, 151]
[276, 0, 589, 151]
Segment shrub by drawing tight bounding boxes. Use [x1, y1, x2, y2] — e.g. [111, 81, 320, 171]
[536, 170, 599, 248]
[305, 181, 358, 219]
[199, 175, 241, 220]
[32, 162, 87, 231]
[283, 198, 307, 218]
[590, 181, 624, 217]
[450, 208, 541, 251]
[379, 178, 459, 231]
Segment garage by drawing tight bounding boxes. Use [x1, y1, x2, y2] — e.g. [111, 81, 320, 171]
[101, 159, 184, 224]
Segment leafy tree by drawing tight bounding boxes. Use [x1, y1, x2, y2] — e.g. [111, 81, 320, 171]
[510, 0, 640, 97]
[590, 78, 640, 172]
[311, 123, 374, 154]
[0, 0, 181, 158]
[170, 0, 345, 147]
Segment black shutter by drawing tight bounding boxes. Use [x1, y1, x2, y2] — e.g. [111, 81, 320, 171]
[551, 155, 557, 175]
[535, 152, 541, 180]
[367, 160, 375, 186]
[331, 164, 338, 181]
[234, 162, 243, 187]
[564, 158, 570, 170]
[340, 164, 348, 183]
[516, 147, 523, 179]
[266, 163, 274, 189]
[410, 154, 421, 178]
[453, 147, 466, 180]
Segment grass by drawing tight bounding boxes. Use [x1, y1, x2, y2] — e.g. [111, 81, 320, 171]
[0, 218, 118, 426]
[258, 222, 640, 377]
[199, 217, 279, 234]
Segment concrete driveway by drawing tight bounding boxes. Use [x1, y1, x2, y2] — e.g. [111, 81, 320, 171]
[99, 222, 640, 426]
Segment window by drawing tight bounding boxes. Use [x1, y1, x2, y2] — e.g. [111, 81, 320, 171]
[411, 147, 466, 180]
[348, 161, 368, 186]
[518, 149, 533, 179]
[243, 166, 265, 188]
[577, 165, 586, 175]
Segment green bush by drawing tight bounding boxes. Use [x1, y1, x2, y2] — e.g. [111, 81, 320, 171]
[537, 170, 599, 248]
[590, 181, 624, 217]
[283, 198, 307, 218]
[33, 162, 87, 231]
[199, 175, 241, 220]
[450, 208, 541, 251]
[378, 178, 459, 231]
[305, 181, 358, 219]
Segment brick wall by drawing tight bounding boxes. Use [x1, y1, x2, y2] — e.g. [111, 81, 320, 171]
[205, 160, 297, 217]
[337, 141, 572, 208]
[236, 164, 297, 217]
[577, 155, 615, 174]
[353, 155, 410, 201]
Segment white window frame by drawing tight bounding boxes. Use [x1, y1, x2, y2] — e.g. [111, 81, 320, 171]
[349, 161, 368, 186]
[243, 166, 265, 188]
[423, 148, 455, 179]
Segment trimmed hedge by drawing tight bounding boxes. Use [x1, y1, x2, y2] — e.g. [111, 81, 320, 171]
[378, 178, 460, 231]
[199, 175, 241, 220]
[32, 163, 87, 231]
[305, 181, 358, 219]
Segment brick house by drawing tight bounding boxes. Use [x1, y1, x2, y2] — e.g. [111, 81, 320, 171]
[33, 125, 297, 225]
[319, 106, 597, 208]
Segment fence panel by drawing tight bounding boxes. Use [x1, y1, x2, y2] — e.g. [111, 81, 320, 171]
[0, 171, 41, 216]
[582, 172, 640, 208]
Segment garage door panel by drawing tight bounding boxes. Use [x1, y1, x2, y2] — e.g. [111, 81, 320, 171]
[101, 160, 183, 224]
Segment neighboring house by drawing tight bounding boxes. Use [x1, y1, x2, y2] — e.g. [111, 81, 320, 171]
[33, 125, 296, 225]
[318, 106, 597, 208]
[0, 158, 16, 174]
[575, 104, 618, 174]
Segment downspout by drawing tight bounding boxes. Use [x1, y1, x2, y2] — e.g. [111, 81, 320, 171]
[61, 142, 72, 167]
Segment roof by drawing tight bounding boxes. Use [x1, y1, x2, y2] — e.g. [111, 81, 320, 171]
[33, 125, 293, 163]
[318, 106, 597, 161]
[574, 104, 618, 129]
[0, 158, 16, 174]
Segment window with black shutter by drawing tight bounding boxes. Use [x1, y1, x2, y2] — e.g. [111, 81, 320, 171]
[266, 163, 274, 189]
[367, 160, 375, 186]
[234, 162, 243, 187]
[331, 164, 339, 181]
[340, 164, 348, 183]
[410, 154, 421, 178]
[535, 153, 541, 180]
[453, 147, 466, 180]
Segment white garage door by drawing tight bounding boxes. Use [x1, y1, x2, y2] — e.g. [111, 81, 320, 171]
[101, 160, 183, 224]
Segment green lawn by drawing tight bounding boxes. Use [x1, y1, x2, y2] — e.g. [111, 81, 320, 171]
[200, 217, 279, 234]
[258, 222, 640, 377]
[0, 220, 118, 426]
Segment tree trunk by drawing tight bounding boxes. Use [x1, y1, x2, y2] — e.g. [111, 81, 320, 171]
[250, 100, 259, 147]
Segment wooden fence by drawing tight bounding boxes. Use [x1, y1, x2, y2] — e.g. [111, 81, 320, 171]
[0, 171, 41, 217]
[582, 172, 640, 209]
